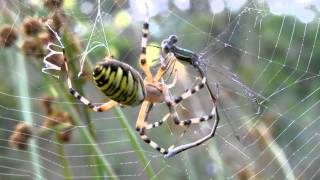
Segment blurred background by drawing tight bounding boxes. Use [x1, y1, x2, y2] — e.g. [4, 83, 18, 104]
[1, 0, 320, 179]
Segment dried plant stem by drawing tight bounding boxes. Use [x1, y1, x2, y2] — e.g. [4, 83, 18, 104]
[255, 123, 295, 180]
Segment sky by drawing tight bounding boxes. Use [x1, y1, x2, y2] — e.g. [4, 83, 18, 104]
[128, 0, 319, 23]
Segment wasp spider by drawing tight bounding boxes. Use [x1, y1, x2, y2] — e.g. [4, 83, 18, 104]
[61, 8, 219, 158]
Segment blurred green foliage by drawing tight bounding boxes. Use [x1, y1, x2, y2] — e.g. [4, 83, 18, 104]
[0, 0, 320, 179]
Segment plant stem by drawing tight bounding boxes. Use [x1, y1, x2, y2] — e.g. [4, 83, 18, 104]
[62, 31, 105, 179]
[55, 83, 119, 180]
[182, 153, 199, 180]
[208, 143, 225, 180]
[13, 51, 43, 179]
[113, 107, 155, 179]
[56, 136, 73, 180]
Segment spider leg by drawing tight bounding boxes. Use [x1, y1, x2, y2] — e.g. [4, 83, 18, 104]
[145, 113, 170, 129]
[139, 3, 154, 83]
[165, 89, 219, 158]
[63, 50, 118, 112]
[165, 107, 219, 158]
[135, 101, 151, 129]
[166, 97, 216, 127]
[135, 101, 169, 155]
[166, 69, 178, 89]
[171, 76, 206, 106]
[163, 75, 220, 158]
[154, 54, 176, 82]
[176, 112, 215, 126]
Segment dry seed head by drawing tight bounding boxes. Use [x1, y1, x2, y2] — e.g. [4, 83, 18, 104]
[15, 123, 33, 137]
[51, 11, 64, 31]
[248, 123, 273, 150]
[42, 111, 73, 143]
[237, 168, 257, 180]
[43, 111, 70, 127]
[9, 134, 29, 150]
[43, 10, 64, 34]
[9, 123, 32, 150]
[44, 0, 64, 10]
[38, 32, 50, 44]
[46, 53, 65, 69]
[0, 25, 18, 48]
[42, 96, 54, 115]
[22, 17, 43, 36]
[80, 69, 91, 80]
[43, 11, 64, 41]
[57, 128, 72, 142]
[21, 37, 45, 58]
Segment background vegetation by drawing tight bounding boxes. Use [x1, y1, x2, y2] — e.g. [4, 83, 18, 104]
[0, 0, 320, 179]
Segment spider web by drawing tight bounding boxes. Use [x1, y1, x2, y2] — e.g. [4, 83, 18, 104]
[1, 0, 320, 179]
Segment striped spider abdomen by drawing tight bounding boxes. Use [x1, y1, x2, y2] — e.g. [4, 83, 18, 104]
[93, 59, 146, 106]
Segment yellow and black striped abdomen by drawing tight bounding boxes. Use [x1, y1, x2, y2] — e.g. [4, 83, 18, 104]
[93, 60, 146, 106]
